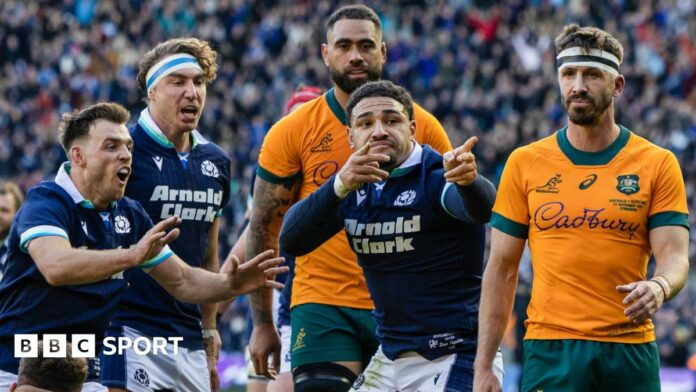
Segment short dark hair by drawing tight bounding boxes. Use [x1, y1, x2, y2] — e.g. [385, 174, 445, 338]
[326, 4, 381, 32]
[555, 24, 624, 64]
[346, 80, 413, 126]
[17, 342, 88, 392]
[58, 102, 130, 154]
[0, 181, 23, 210]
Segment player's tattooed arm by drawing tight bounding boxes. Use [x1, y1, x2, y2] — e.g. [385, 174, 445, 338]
[246, 176, 300, 379]
[202, 218, 222, 391]
[202, 219, 222, 327]
[247, 176, 300, 325]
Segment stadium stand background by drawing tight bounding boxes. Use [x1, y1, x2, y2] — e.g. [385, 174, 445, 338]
[1, 0, 694, 390]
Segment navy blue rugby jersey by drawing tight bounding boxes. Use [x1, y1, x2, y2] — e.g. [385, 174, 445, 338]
[0, 163, 171, 374]
[340, 144, 485, 360]
[109, 109, 231, 349]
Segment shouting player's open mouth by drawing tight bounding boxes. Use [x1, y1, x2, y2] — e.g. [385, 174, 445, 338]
[117, 166, 131, 185]
[180, 105, 199, 121]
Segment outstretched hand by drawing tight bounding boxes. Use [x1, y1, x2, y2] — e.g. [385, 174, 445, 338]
[444, 136, 478, 186]
[337, 142, 390, 192]
[222, 249, 287, 296]
[130, 215, 181, 267]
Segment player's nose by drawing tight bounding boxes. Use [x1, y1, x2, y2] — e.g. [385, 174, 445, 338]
[119, 145, 132, 162]
[182, 79, 197, 98]
[371, 121, 388, 138]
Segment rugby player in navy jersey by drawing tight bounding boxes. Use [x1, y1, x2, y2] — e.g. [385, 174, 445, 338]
[279, 81, 503, 391]
[99, 38, 232, 392]
[0, 103, 286, 392]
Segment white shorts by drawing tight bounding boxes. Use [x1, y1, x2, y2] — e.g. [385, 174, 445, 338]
[0, 368, 107, 391]
[352, 346, 504, 392]
[100, 326, 210, 392]
[278, 324, 292, 374]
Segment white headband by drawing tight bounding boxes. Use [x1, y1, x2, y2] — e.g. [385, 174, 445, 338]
[145, 53, 203, 93]
[556, 47, 621, 76]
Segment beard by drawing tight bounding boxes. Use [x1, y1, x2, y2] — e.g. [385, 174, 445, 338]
[562, 88, 613, 126]
[378, 154, 397, 172]
[329, 64, 381, 94]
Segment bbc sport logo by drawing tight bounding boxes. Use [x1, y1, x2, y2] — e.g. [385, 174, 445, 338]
[15, 334, 183, 358]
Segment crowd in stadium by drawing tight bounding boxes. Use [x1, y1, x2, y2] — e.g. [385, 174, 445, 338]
[1, 0, 695, 381]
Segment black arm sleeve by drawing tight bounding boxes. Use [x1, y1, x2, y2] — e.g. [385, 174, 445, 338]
[279, 176, 346, 256]
[442, 174, 497, 224]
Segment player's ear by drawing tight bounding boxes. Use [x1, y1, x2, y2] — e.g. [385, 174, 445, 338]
[70, 145, 86, 168]
[409, 120, 416, 137]
[613, 74, 625, 97]
[321, 43, 329, 66]
[381, 42, 387, 64]
[347, 126, 355, 149]
[148, 86, 156, 102]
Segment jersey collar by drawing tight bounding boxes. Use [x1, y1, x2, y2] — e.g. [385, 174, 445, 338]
[557, 124, 630, 165]
[325, 88, 347, 126]
[55, 162, 116, 210]
[390, 142, 422, 178]
[138, 108, 209, 150]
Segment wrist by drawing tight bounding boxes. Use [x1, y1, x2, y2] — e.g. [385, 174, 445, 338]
[125, 247, 144, 268]
[252, 312, 275, 327]
[202, 328, 217, 339]
[333, 174, 351, 199]
[650, 276, 672, 301]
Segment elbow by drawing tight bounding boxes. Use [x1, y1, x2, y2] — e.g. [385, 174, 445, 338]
[279, 216, 311, 257]
[476, 197, 495, 224]
[43, 269, 69, 286]
[478, 208, 493, 224]
[279, 230, 307, 257]
[461, 208, 491, 225]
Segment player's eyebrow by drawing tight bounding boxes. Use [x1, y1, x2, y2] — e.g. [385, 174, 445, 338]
[354, 108, 403, 120]
[354, 111, 374, 120]
[165, 71, 203, 80]
[334, 37, 376, 46]
[102, 137, 133, 146]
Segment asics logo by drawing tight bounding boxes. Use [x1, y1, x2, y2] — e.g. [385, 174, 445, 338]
[579, 174, 598, 190]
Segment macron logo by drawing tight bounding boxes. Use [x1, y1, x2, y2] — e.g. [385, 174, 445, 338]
[153, 156, 163, 171]
[356, 189, 367, 206]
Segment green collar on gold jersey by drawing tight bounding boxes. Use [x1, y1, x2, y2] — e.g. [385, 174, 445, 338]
[325, 88, 347, 126]
[557, 125, 630, 166]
